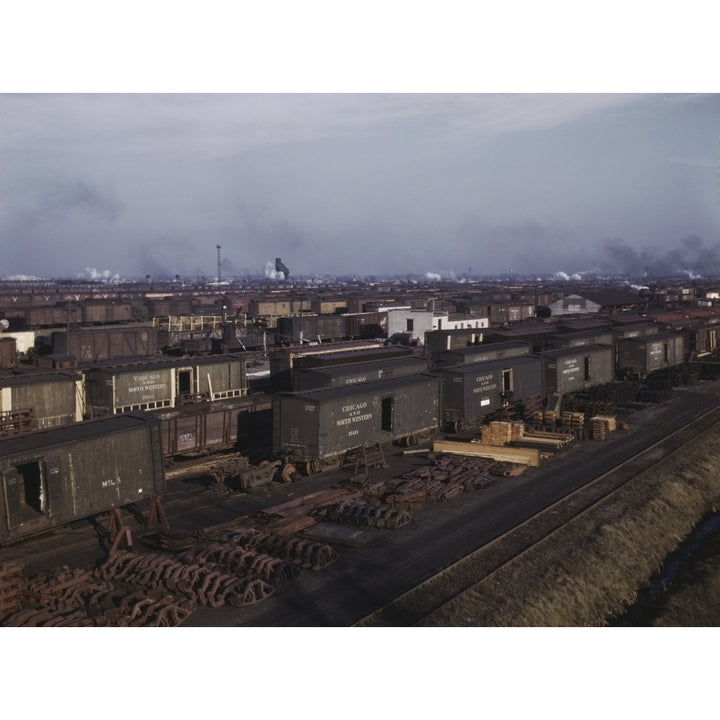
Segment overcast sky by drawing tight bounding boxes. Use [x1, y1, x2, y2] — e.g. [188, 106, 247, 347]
[2, 92, 719, 282]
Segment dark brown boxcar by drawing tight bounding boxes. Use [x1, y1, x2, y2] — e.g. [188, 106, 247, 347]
[273, 373, 441, 468]
[616, 332, 686, 378]
[438, 356, 543, 429]
[538, 344, 615, 397]
[51, 324, 158, 361]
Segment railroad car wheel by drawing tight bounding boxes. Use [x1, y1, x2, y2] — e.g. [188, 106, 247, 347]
[305, 460, 321, 475]
[281, 463, 297, 483]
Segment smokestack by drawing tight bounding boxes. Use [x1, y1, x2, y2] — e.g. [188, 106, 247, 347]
[217, 245, 222, 284]
[275, 257, 290, 279]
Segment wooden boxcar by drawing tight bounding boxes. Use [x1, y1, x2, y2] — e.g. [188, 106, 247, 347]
[0, 370, 83, 432]
[430, 340, 531, 370]
[52, 324, 158, 362]
[292, 356, 429, 391]
[273, 373, 441, 472]
[616, 332, 687, 379]
[155, 395, 269, 459]
[538, 344, 616, 398]
[438, 356, 544, 431]
[0, 412, 165, 544]
[84, 355, 247, 415]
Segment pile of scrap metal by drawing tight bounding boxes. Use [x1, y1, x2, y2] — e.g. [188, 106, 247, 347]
[0, 561, 194, 627]
[384, 455, 499, 506]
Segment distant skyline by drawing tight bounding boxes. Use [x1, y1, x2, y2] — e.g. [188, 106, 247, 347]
[2, 93, 719, 283]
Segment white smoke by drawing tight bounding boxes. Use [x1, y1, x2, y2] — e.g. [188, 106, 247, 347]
[554, 271, 583, 281]
[79, 268, 122, 283]
[425, 272, 442, 282]
[1, 274, 46, 281]
[264, 261, 286, 281]
[683, 269, 702, 280]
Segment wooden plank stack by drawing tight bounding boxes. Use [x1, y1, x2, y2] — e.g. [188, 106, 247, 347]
[433, 439, 540, 467]
[481, 421, 524, 446]
[561, 411, 585, 429]
[590, 414, 617, 440]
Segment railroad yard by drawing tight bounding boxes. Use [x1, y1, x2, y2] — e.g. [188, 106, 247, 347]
[4, 276, 720, 627]
[3, 377, 720, 627]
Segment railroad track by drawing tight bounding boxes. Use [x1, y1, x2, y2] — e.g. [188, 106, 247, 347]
[354, 402, 720, 627]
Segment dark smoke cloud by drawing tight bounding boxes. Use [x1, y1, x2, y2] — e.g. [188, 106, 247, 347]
[597, 235, 720, 277]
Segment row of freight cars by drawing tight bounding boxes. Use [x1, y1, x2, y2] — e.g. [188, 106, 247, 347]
[273, 328, 692, 472]
[0, 328, 693, 457]
[0, 322, 700, 545]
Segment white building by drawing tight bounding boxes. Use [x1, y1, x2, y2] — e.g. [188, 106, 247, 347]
[385, 308, 488, 345]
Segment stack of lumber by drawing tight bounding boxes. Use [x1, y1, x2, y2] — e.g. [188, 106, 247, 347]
[512, 430, 575, 453]
[592, 414, 617, 431]
[590, 414, 617, 440]
[434, 439, 540, 467]
[561, 411, 585, 429]
[481, 421, 525, 446]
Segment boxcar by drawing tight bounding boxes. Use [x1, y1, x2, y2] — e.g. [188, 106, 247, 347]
[52, 324, 158, 362]
[81, 302, 135, 325]
[269, 340, 401, 391]
[84, 355, 247, 415]
[431, 340, 531, 370]
[0, 412, 165, 544]
[616, 332, 687, 379]
[273, 374, 441, 472]
[292, 356, 429, 391]
[538, 344, 615, 398]
[546, 330, 616, 349]
[0, 370, 83, 432]
[423, 328, 487, 361]
[155, 395, 269, 459]
[276, 314, 348, 344]
[438, 356, 544, 431]
[342, 312, 387, 340]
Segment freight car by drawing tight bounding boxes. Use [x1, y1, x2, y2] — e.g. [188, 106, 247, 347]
[269, 340, 404, 391]
[51, 324, 159, 362]
[273, 373, 441, 474]
[615, 331, 687, 380]
[429, 340, 531, 371]
[538, 345, 616, 399]
[276, 314, 349, 344]
[438, 356, 544, 432]
[292, 356, 429, 391]
[155, 393, 272, 460]
[83, 354, 248, 415]
[0, 412, 165, 545]
[0, 370, 84, 433]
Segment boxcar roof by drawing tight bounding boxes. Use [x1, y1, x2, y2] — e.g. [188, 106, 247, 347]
[439, 356, 540, 375]
[298, 355, 427, 378]
[84, 354, 245, 372]
[443, 341, 531, 356]
[535, 344, 614, 359]
[0, 412, 154, 456]
[0, 369, 80, 386]
[280, 372, 437, 402]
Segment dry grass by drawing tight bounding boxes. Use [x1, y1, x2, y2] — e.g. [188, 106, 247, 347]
[421, 425, 720, 626]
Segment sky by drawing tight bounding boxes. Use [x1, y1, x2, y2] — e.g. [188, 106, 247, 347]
[3, 92, 719, 283]
[1, 6, 719, 287]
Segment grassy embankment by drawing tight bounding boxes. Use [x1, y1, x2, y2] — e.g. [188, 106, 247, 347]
[421, 422, 720, 627]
